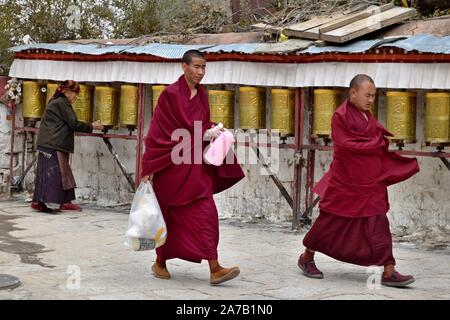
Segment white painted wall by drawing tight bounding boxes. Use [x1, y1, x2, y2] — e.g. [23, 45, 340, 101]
[0, 104, 11, 193]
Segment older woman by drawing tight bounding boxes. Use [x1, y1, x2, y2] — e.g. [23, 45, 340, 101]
[31, 80, 104, 213]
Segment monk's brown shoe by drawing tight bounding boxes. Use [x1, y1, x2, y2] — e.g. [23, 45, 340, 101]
[210, 266, 240, 285]
[151, 262, 171, 280]
[382, 271, 415, 287]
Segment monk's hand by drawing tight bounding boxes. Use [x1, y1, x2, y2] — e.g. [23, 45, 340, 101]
[141, 175, 153, 184]
[204, 123, 224, 140]
[92, 120, 104, 131]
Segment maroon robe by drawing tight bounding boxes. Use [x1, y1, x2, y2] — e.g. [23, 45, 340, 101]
[303, 100, 420, 266]
[142, 75, 245, 263]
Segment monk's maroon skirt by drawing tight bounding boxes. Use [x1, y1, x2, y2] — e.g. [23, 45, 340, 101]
[156, 196, 219, 263]
[303, 210, 396, 267]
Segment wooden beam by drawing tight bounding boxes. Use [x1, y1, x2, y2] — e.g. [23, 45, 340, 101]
[314, 40, 328, 47]
[283, 15, 339, 37]
[251, 23, 282, 34]
[284, 4, 396, 41]
[321, 7, 417, 43]
[319, 3, 394, 34]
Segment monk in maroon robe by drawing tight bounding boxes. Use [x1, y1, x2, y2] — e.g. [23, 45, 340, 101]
[298, 74, 419, 287]
[141, 50, 245, 285]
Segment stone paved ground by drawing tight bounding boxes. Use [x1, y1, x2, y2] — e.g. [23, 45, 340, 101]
[0, 199, 449, 300]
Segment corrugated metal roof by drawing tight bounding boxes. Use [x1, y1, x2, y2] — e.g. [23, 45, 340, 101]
[125, 44, 213, 58]
[300, 39, 383, 54]
[9, 43, 131, 55]
[254, 39, 313, 54]
[299, 37, 407, 54]
[380, 33, 450, 54]
[8, 33, 450, 57]
[196, 40, 313, 54]
[10, 43, 214, 58]
[201, 43, 260, 54]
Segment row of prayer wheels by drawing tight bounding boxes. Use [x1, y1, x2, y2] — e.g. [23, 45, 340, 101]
[312, 89, 450, 144]
[22, 81, 139, 129]
[151, 86, 296, 135]
[20, 81, 450, 144]
[208, 87, 296, 135]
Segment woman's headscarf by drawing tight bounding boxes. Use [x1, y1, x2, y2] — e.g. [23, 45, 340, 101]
[49, 80, 80, 103]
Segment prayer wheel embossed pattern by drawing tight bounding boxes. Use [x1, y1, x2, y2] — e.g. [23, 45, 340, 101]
[386, 92, 416, 142]
[425, 93, 450, 143]
[239, 87, 266, 130]
[46, 83, 59, 104]
[72, 85, 93, 123]
[369, 96, 378, 119]
[271, 88, 295, 135]
[23, 81, 46, 120]
[208, 90, 234, 129]
[313, 89, 344, 136]
[94, 86, 120, 127]
[152, 85, 166, 111]
[120, 85, 138, 127]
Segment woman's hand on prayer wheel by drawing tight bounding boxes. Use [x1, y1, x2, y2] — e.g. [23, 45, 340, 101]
[92, 120, 104, 131]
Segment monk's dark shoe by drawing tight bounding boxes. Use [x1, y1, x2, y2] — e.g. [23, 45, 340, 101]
[210, 266, 240, 285]
[297, 254, 324, 279]
[151, 262, 171, 280]
[382, 271, 415, 287]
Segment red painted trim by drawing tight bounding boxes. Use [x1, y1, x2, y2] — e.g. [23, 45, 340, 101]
[14, 52, 176, 63]
[14, 50, 450, 64]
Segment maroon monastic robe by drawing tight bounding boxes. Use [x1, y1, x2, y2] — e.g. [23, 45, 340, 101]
[142, 75, 245, 263]
[303, 99, 420, 266]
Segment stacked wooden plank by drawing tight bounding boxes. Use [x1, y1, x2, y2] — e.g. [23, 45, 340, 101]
[253, 4, 417, 44]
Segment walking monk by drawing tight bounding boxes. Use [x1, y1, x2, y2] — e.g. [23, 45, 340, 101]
[141, 50, 245, 285]
[298, 74, 420, 287]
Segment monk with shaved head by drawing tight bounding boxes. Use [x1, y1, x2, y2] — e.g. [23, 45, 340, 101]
[141, 49, 245, 285]
[297, 74, 420, 287]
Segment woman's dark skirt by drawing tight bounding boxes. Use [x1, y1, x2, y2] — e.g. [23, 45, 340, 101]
[303, 210, 396, 267]
[32, 146, 76, 205]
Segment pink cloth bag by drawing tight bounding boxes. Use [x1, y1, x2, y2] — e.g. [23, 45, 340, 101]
[204, 130, 235, 166]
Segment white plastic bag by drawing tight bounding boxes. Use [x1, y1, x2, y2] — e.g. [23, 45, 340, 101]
[125, 182, 167, 251]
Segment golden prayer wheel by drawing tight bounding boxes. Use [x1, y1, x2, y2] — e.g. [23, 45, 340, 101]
[239, 87, 266, 130]
[369, 95, 378, 119]
[45, 83, 59, 104]
[271, 88, 295, 136]
[120, 84, 138, 128]
[94, 86, 120, 128]
[152, 85, 166, 111]
[312, 89, 344, 137]
[425, 92, 450, 144]
[386, 91, 417, 142]
[23, 80, 46, 120]
[72, 85, 93, 123]
[208, 90, 234, 129]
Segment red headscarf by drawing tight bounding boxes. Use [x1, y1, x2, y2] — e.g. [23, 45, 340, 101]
[49, 80, 80, 103]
